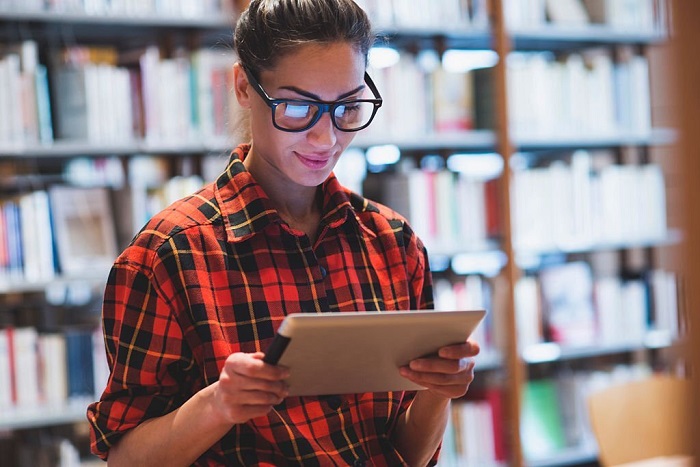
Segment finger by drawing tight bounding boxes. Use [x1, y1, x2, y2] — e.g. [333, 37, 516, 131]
[409, 357, 475, 375]
[400, 367, 473, 387]
[226, 353, 290, 381]
[234, 377, 290, 398]
[438, 340, 480, 359]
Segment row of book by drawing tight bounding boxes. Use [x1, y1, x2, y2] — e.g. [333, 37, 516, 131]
[437, 389, 507, 466]
[434, 275, 496, 356]
[0, 41, 53, 147]
[0, 326, 107, 412]
[367, 51, 489, 140]
[504, 0, 666, 31]
[0, 0, 236, 17]
[56, 44, 239, 147]
[0, 42, 240, 148]
[521, 364, 653, 461]
[366, 47, 654, 142]
[515, 262, 681, 348]
[0, 41, 657, 149]
[0, 186, 119, 283]
[355, 0, 488, 30]
[506, 50, 653, 138]
[511, 151, 667, 252]
[363, 167, 501, 255]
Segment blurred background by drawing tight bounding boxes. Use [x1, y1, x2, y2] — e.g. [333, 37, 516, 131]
[0, 0, 697, 466]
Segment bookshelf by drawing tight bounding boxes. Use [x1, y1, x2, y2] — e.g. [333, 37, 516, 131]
[0, 0, 686, 466]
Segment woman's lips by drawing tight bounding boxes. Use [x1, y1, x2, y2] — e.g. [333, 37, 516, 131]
[295, 152, 332, 170]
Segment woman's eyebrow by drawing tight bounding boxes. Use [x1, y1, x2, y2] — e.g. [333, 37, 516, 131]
[279, 84, 365, 101]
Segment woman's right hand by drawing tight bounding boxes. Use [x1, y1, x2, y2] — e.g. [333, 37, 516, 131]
[213, 352, 290, 425]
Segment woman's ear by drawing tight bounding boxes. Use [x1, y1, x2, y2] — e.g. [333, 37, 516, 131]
[233, 63, 252, 109]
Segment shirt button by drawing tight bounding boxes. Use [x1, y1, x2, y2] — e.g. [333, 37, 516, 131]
[319, 266, 327, 278]
[326, 395, 342, 410]
[353, 458, 366, 467]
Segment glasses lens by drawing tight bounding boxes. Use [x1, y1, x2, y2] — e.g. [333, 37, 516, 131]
[275, 102, 319, 130]
[333, 102, 376, 130]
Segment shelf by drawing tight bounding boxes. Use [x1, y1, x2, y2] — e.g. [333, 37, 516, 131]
[511, 24, 667, 50]
[9, 127, 669, 159]
[0, 139, 234, 158]
[516, 230, 683, 266]
[0, 272, 109, 294]
[526, 445, 599, 467]
[353, 130, 497, 152]
[514, 128, 678, 151]
[0, 9, 235, 29]
[522, 330, 678, 364]
[0, 9, 235, 46]
[428, 247, 506, 276]
[375, 26, 492, 50]
[0, 400, 92, 430]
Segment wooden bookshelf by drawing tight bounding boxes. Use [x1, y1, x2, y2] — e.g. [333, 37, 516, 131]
[0, 1, 686, 465]
[671, 0, 700, 456]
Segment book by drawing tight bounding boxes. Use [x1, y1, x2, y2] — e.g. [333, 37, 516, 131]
[545, 0, 589, 25]
[48, 185, 118, 276]
[539, 262, 596, 346]
[521, 379, 566, 460]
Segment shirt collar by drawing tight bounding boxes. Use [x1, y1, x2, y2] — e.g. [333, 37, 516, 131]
[215, 144, 362, 243]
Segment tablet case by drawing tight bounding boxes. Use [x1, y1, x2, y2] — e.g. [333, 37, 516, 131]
[263, 309, 486, 396]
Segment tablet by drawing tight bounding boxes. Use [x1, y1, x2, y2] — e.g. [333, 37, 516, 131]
[262, 309, 486, 396]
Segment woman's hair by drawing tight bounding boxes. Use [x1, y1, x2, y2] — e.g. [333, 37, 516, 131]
[234, 0, 374, 76]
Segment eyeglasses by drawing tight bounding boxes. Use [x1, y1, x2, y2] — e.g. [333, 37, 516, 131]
[243, 65, 383, 133]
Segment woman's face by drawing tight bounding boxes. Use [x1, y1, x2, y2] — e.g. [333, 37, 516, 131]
[235, 42, 367, 189]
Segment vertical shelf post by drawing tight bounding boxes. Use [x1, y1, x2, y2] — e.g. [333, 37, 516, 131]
[490, 0, 525, 465]
[672, 0, 700, 454]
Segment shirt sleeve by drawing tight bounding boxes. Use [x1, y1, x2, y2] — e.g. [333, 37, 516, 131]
[87, 250, 198, 460]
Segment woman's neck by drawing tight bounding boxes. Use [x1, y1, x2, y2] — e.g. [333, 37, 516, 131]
[243, 147, 324, 241]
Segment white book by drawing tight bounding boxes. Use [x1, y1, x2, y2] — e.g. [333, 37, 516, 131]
[5, 54, 23, 145]
[92, 327, 110, 398]
[0, 58, 11, 145]
[548, 161, 575, 248]
[586, 51, 617, 134]
[515, 276, 543, 347]
[650, 270, 678, 337]
[571, 151, 594, 245]
[407, 170, 431, 244]
[0, 329, 12, 410]
[19, 193, 40, 282]
[456, 175, 486, 247]
[594, 276, 624, 344]
[620, 280, 648, 343]
[38, 333, 68, 406]
[434, 171, 458, 248]
[629, 56, 652, 134]
[639, 164, 666, 239]
[545, 0, 589, 25]
[13, 327, 40, 408]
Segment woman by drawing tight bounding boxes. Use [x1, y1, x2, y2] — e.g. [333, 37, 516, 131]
[87, 1, 480, 465]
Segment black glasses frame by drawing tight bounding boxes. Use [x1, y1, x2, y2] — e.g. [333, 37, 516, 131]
[242, 65, 383, 133]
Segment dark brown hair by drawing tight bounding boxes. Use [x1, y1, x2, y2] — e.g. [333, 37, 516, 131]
[234, 0, 374, 76]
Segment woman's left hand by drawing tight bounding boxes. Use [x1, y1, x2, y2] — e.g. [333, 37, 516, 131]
[399, 340, 480, 399]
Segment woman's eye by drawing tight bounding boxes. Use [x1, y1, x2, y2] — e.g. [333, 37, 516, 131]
[335, 104, 360, 118]
[284, 104, 311, 118]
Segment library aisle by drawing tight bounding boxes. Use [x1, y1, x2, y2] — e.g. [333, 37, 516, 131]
[0, 0, 696, 466]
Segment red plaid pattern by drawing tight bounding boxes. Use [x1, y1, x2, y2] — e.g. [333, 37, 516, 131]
[87, 145, 435, 466]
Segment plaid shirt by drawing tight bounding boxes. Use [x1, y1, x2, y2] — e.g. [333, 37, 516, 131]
[87, 145, 436, 466]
